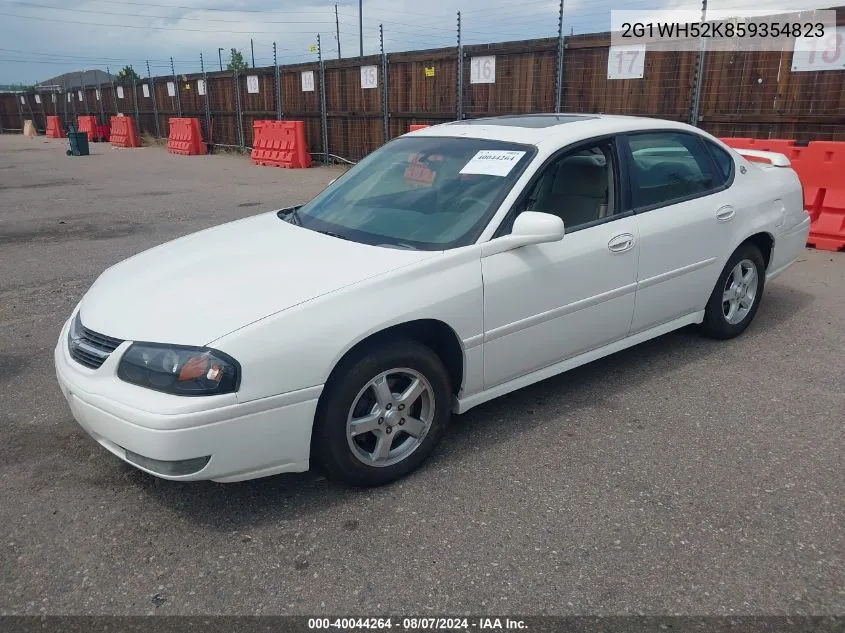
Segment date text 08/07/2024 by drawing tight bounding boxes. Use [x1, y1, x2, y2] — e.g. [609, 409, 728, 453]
[307, 618, 528, 630]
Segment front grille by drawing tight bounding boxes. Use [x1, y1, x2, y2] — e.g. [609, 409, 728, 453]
[68, 314, 124, 369]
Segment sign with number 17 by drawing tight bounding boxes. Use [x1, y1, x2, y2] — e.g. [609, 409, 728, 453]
[607, 44, 646, 79]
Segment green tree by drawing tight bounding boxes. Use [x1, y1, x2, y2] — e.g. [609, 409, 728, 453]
[227, 49, 248, 71]
[117, 65, 141, 82]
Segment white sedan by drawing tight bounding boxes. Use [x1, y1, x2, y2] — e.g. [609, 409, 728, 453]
[55, 114, 811, 487]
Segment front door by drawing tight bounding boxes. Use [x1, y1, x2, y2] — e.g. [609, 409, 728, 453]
[481, 138, 639, 388]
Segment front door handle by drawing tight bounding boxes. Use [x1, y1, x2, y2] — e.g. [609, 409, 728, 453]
[608, 233, 635, 253]
[716, 205, 736, 222]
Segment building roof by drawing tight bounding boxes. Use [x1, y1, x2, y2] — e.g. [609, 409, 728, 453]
[36, 69, 115, 90]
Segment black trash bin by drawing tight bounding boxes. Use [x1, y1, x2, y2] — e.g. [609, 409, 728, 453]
[66, 125, 89, 156]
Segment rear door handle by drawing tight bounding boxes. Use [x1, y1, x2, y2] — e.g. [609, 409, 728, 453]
[716, 206, 736, 222]
[608, 233, 635, 253]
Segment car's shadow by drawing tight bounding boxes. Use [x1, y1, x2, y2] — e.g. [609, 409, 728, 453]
[127, 282, 813, 528]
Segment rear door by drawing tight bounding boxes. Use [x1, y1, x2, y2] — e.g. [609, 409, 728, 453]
[621, 130, 739, 333]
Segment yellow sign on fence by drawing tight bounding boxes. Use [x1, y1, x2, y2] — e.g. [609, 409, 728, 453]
[424, 66, 435, 77]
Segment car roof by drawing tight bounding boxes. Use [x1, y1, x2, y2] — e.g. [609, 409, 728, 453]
[406, 114, 707, 148]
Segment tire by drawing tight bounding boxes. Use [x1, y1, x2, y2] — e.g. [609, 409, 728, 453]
[311, 339, 452, 487]
[700, 242, 766, 339]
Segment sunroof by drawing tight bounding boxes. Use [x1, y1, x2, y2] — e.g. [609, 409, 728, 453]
[455, 114, 597, 128]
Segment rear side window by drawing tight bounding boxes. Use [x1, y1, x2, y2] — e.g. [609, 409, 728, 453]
[626, 132, 720, 209]
[705, 141, 734, 185]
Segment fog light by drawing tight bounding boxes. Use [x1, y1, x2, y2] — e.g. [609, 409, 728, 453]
[124, 450, 211, 476]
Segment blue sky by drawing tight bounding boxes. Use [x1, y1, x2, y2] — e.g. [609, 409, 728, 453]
[0, 0, 827, 83]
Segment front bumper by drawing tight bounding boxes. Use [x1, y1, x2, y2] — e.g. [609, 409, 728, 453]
[54, 318, 321, 482]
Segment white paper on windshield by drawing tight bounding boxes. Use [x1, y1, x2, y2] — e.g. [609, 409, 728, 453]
[459, 150, 526, 177]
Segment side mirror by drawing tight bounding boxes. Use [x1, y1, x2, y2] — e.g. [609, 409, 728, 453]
[482, 212, 565, 257]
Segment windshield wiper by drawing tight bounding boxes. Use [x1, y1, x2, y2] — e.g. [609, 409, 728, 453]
[314, 229, 352, 241]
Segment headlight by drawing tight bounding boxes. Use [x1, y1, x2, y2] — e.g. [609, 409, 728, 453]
[117, 343, 240, 396]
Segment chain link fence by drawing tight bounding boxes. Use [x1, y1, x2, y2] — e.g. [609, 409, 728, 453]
[3, 8, 844, 155]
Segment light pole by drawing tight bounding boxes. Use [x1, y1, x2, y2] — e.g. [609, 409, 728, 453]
[218, 48, 224, 71]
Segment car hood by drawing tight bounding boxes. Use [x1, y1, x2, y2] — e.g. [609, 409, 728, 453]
[78, 212, 436, 345]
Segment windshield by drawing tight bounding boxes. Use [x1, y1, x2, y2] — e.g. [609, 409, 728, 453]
[284, 136, 536, 250]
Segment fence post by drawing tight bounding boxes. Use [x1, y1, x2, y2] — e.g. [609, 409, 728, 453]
[380, 24, 389, 143]
[16, 94, 24, 131]
[96, 77, 106, 125]
[318, 34, 329, 164]
[131, 71, 140, 127]
[171, 56, 183, 118]
[80, 76, 89, 116]
[107, 66, 118, 117]
[38, 90, 47, 132]
[70, 82, 78, 121]
[689, 0, 708, 126]
[555, 0, 565, 113]
[200, 53, 212, 151]
[456, 11, 463, 121]
[234, 67, 245, 150]
[274, 42, 283, 120]
[147, 61, 161, 137]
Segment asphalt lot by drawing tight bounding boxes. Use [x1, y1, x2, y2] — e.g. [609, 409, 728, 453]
[0, 133, 843, 616]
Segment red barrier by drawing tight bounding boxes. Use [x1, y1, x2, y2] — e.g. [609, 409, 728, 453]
[409, 124, 430, 132]
[96, 124, 110, 143]
[721, 137, 845, 252]
[167, 118, 206, 156]
[110, 115, 141, 148]
[77, 115, 97, 142]
[251, 120, 312, 169]
[46, 116, 64, 138]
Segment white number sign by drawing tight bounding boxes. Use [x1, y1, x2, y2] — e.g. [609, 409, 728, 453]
[301, 70, 315, 92]
[246, 75, 259, 93]
[166, 81, 175, 97]
[360, 65, 378, 89]
[35, 94, 41, 104]
[792, 25, 845, 71]
[96, 89, 101, 101]
[52, 94, 56, 103]
[470, 56, 496, 84]
[117, 86, 124, 99]
[607, 44, 646, 79]
[20, 95, 25, 104]
[142, 84, 150, 98]
[77, 90, 83, 101]
[67, 93, 71, 103]
[197, 79, 206, 96]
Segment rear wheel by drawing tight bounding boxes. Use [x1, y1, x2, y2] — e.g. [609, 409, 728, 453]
[701, 243, 766, 339]
[311, 340, 452, 487]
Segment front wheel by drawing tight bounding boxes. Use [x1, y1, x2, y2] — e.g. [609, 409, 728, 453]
[311, 340, 452, 487]
[701, 242, 766, 339]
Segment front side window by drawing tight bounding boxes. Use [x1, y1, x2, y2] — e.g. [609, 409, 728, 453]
[518, 141, 616, 231]
[627, 132, 720, 209]
[285, 136, 535, 250]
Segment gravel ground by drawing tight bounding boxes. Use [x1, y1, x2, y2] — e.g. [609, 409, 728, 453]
[0, 134, 843, 616]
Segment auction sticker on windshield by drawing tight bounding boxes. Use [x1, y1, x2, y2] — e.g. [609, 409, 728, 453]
[459, 150, 526, 177]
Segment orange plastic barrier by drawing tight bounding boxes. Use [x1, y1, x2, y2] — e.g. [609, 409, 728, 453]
[409, 124, 430, 132]
[110, 115, 141, 148]
[46, 115, 64, 138]
[721, 137, 845, 252]
[77, 115, 97, 142]
[251, 120, 312, 169]
[167, 118, 206, 156]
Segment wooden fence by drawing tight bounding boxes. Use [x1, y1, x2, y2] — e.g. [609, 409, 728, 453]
[2, 18, 844, 160]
